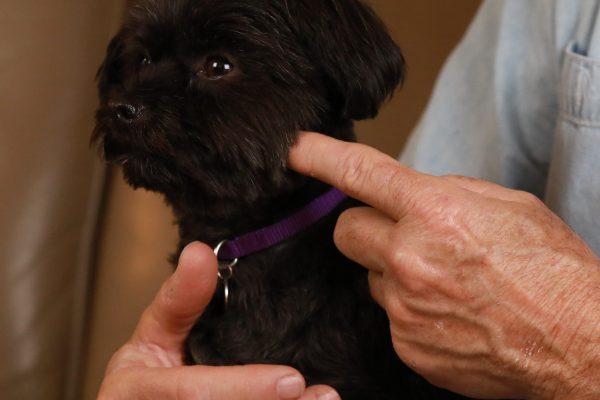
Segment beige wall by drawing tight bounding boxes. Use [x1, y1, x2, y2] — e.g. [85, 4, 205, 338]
[0, 1, 124, 400]
[357, 0, 481, 155]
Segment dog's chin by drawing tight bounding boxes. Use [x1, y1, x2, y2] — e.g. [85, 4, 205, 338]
[120, 157, 184, 194]
[101, 141, 179, 192]
[103, 141, 132, 166]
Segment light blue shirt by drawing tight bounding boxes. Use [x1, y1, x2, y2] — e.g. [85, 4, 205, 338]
[401, 0, 600, 255]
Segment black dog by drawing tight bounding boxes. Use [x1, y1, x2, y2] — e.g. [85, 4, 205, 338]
[94, 1, 467, 398]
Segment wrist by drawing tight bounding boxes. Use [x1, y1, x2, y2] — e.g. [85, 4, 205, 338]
[531, 262, 600, 399]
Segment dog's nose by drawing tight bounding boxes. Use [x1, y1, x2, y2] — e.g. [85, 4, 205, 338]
[112, 103, 144, 122]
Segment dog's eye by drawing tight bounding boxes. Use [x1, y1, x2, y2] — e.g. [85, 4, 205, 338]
[139, 50, 154, 67]
[141, 56, 153, 66]
[201, 56, 233, 79]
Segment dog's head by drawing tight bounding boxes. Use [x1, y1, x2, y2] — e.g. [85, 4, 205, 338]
[93, 0, 404, 208]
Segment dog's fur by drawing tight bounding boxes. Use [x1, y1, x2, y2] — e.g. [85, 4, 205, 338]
[94, 1, 467, 398]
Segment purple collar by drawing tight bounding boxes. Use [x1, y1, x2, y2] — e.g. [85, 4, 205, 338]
[214, 187, 348, 261]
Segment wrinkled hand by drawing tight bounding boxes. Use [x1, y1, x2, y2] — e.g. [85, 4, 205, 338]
[289, 132, 600, 400]
[98, 242, 339, 400]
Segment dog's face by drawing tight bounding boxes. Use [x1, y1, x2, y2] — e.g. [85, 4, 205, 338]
[93, 0, 404, 208]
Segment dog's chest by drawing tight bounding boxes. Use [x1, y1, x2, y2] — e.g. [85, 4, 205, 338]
[187, 226, 378, 362]
[184, 216, 394, 382]
[182, 213, 470, 400]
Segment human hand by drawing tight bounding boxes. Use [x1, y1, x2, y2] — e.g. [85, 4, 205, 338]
[98, 242, 339, 400]
[289, 132, 600, 400]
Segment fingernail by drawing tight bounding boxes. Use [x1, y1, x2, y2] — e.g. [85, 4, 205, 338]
[318, 391, 341, 400]
[277, 375, 305, 399]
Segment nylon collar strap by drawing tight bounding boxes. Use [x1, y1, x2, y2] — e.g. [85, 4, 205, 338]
[215, 187, 347, 260]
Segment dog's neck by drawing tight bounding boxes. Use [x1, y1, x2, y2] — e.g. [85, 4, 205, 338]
[172, 123, 355, 247]
[172, 174, 338, 246]
[209, 185, 347, 261]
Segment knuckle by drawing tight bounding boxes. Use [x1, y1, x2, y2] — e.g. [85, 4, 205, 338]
[391, 341, 416, 368]
[384, 247, 433, 295]
[392, 344, 410, 367]
[333, 209, 359, 248]
[335, 145, 401, 194]
[425, 190, 459, 215]
[336, 147, 372, 194]
[516, 190, 544, 207]
[383, 229, 411, 265]
[335, 208, 360, 231]
[383, 245, 406, 273]
[386, 295, 410, 325]
[378, 282, 408, 325]
[443, 174, 478, 184]
[368, 271, 385, 299]
[402, 272, 430, 296]
[412, 186, 459, 219]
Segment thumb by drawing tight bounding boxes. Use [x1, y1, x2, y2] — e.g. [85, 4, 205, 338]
[104, 365, 312, 400]
[132, 241, 218, 352]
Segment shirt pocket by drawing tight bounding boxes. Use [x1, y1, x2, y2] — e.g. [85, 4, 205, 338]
[545, 42, 600, 255]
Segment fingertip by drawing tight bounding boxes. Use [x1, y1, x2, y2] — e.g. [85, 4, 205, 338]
[300, 385, 341, 400]
[179, 241, 217, 271]
[176, 242, 218, 286]
[276, 374, 306, 399]
[174, 241, 219, 300]
[289, 131, 330, 174]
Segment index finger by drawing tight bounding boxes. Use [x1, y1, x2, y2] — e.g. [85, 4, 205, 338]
[288, 132, 429, 219]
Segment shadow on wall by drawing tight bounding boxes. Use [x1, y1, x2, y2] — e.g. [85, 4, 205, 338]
[357, 0, 482, 156]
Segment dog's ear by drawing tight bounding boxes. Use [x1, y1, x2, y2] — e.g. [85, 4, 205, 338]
[291, 0, 405, 120]
[97, 29, 127, 97]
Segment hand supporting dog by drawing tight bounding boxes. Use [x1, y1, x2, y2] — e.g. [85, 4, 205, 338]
[98, 242, 340, 400]
[289, 132, 600, 400]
